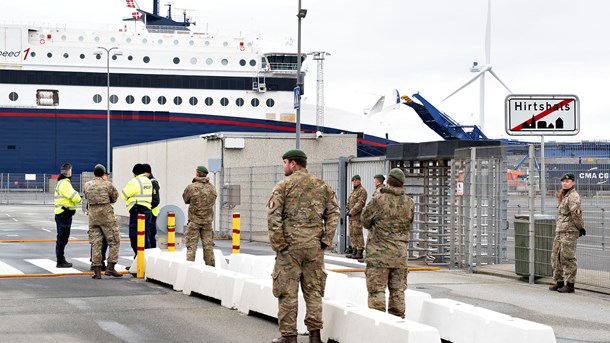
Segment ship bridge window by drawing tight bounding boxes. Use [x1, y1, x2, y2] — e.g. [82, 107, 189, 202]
[9, 92, 18, 102]
[143, 56, 150, 63]
[173, 57, 180, 64]
[93, 94, 102, 103]
[110, 95, 118, 104]
[220, 97, 229, 106]
[266, 99, 275, 108]
[142, 96, 151, 105]
[239, 59, 246, 67]
[37, 89, 59, 106]
[251, 98, 259, 107]
[205, 97, 213, 106]
[189, 97, 198, 106]
[126, 95, 135, 104]
[174, 96, 182, 105]
[236, 98, 244, 107]
[158, 96, 167, 105]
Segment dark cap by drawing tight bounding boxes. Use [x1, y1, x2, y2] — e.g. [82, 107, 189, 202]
[351, 175, 361, 181]
[374, 174, 385, 181]
[197, 165, 208, 174]
[142, 163, 152, 173]
[94, 164, 107, 174]
[132, 163, 145, 175]
[282, 149, 307, 160]
[561, 173, 576, 181]
[389, 168, 406, 184]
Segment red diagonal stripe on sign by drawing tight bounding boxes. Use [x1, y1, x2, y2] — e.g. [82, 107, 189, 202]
[511, 98, 574, 131]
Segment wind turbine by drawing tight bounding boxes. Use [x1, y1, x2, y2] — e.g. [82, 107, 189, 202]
[443, 0, 512, 134]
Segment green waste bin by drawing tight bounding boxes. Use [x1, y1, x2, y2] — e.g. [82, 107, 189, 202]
[514, 214, 556, 278]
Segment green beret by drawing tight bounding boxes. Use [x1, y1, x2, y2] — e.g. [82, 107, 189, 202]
[94, 164, 106, 174]
[282, 149, 307, 160]
[374, 174, 385, 181]
[561, 173, 575, 181]
[351, 175, 361, 181]
[197, 165, 208, 174]
[389, 168, 406, 184]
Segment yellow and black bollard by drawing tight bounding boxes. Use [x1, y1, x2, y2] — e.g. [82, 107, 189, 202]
[137, 214, 145, 278]
[232, 212, 240, 254]
[167, 212, 175, 252]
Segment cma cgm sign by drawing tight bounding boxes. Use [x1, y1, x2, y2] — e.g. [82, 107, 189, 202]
[505, 94, 579, 136]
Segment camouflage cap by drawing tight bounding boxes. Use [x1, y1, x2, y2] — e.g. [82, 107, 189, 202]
[94, 164, 106, 174]
[351, 175, 361, 181]
[197, 165, 209, 174]
[374, 174, 385, 181]
[282, 149, 307, 160]
[388, 168, 406, 184]
[561, 173, 576, 181]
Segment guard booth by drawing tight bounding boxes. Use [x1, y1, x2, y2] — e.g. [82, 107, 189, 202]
[386, 140, 503, 268]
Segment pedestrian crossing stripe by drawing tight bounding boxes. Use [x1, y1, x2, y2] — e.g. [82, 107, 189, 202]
[0, 256, 135, 276]
[72, 258, 129, 272]
[0, 260, 23, 275]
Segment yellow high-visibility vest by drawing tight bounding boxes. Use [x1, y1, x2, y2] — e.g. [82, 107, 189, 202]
[54, 178, 82, 214]
[121, 174, 153, 212]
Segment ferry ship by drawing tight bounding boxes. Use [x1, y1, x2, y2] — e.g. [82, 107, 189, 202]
[0, 1, 392, 174]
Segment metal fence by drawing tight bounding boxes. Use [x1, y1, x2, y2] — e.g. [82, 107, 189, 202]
[0, 173, 83, 205]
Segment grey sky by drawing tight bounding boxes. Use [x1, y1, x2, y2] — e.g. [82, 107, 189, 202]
[3, 0, 608, 143]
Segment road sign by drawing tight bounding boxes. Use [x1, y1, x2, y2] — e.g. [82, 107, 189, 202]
[293, 86, 300, 109]
[505, 94, 579, 136]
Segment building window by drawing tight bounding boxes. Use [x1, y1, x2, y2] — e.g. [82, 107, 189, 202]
[189, 97, 198, 106]
[126, 95, 135, 104]
[158, 96, 167, 105]
[251, 98, 259, 107]
[8, 92, 18, 101]
[236, 98, 244, 107]
[142, 95, 151, 105]
[266, 98, 275, 108]
[174, 96, 182, 105]
[93, 94, 102, 103]
[205, 97, 213, 106]
[220, 97, 229, 106]
[37, 89, 59, 106]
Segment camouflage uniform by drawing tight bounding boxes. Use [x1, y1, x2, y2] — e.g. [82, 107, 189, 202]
[361, 186, 415, 318]
[183, 176, 217, 265]
[551, 188, 584, 284]
[373, 183, 386, 196]
[267, 169, 340, 337]
[347, 184, 368, 250]
[84, 177, 120, 267]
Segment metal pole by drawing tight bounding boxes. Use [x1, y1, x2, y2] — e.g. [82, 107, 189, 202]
[106, 51, 110, 173]
[540, 135, 546, 214]
[295, 0, 303, 149]
[528, 144, 535, 284]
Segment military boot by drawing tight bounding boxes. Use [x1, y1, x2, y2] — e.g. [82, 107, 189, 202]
[353, 249, 364, 260]
[309, 329, 322, 343]
[345, 246, 354, 258]
[549, 281, 564, 291]
[91, 266, 102, 279]
[557, 282, 575, 293]
[105, 262, 123, 278]
[271, 335, 297, 343]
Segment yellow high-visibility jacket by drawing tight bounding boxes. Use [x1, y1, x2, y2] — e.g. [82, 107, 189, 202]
[54, 178, 82, 214]
[121, 174, 153, 212]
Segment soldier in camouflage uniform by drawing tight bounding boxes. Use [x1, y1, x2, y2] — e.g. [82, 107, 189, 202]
[361, 168, 414, 318]
[267, 149, 340, 343]
[550, 173, 586, 293]
[182, 165, 218, 266]
[83, 164, 122, 279]
[346, 175, 367, 259]
[373, 174, 385, 196]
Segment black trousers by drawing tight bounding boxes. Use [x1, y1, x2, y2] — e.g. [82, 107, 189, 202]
[55, 210, 73, 263]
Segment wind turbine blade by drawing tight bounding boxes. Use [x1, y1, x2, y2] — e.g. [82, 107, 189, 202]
[485, 0, 491, 64]
[442, 66, 490, 101]
[488, 69, 512, 93]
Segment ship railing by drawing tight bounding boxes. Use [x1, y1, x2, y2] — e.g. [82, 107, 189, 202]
[146, 24, 190, 33]
[268, 63, 299, 74]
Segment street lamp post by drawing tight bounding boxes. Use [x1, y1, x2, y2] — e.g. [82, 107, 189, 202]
[295, 2, 307, 149]
[93, 46, 122, 173]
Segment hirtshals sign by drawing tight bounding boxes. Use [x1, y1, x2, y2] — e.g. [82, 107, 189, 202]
[505, 94, 579, 136]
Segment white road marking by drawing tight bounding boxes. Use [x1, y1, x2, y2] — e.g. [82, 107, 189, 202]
[0, 261, 24, 275]
[25, 259, 80, 273]
[73, 258, 127, 272]
[41, 228, 51, 232]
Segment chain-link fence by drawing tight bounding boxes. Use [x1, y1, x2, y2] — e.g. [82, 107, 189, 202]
[0, 173, 83, 205]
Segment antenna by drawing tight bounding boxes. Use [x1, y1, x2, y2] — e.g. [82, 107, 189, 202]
[307, 51, 331, 133]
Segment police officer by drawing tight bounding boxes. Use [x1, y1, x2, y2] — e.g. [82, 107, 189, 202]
[373, 174, 386, 195]
[143, 163, 160, 249]
[84, 164, 122, 279]
[550, 173, 586, 293]
[361, 168, 414, 318]
[267, 149, 340, 343]
[121, 163, 153, 256]
[182, 166, 217, 265]
[345, 175, 367, 259]
[54, 162, 82, 268]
